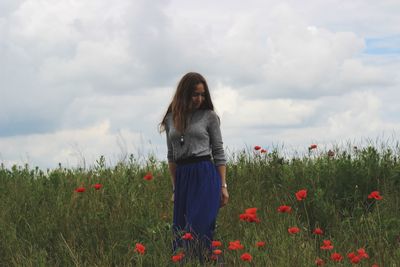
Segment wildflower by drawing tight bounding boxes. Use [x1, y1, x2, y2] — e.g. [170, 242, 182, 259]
[75, 187, 86, 193]
[277, 205, 292, 213]
[92, 183, 103, 190]
[288, 227, 300, 234]
[134, 243, 145, 255]
[350, 255, 361, 264]
[172, 252, 184, 262]
[212, 249, 222, 256]
[315, 257, 325, 266]
[182, 233, 193, 240]
[309, 144, 317, 150]
[212, 240, 222, 247]
[320, 240, 334, 250]
[256, 241, 266, 247]
[357, 248, 369, 259]
[371, 264, 379, 267]
[228, 240, 244, 250]
[213, 249, 222, 255]
[210, 255, 218, 261]
[347, 252, 356, 259]
[295, 189, 307, 201]
[368, 191, 382, 200]
[143, 172, 153, 181]
[313, 228, 324, 235]
[254, 146, 261, 150]
[240, 253, 252, 262]
[330, 252, 343, 262]
[239, 213, 260, 223]
[245, 207, 257, 214]
[261, 149, 267, 153]
[239, 207, 261, 223]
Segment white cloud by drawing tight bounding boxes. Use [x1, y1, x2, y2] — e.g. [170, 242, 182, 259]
[0, 0, 399, 168]
[339, 59, 389, 87]
[0, 121, 145, 168]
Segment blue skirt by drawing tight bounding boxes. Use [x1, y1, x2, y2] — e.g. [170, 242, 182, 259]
[173, 159, 221, 258]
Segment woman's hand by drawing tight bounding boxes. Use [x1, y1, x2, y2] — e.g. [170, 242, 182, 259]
[220, 188, 229, 207]
[171, 193, 174, 203]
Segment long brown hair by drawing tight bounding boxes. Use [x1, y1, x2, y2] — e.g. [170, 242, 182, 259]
[159, 72, 214, 133]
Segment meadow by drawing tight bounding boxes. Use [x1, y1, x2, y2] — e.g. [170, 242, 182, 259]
[1, 144, 400, 266]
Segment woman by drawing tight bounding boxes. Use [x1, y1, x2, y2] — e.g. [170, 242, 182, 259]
[159, 72, 229, 261]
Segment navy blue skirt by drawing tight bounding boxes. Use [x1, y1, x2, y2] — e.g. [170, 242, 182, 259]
[173, 159, 221, 258]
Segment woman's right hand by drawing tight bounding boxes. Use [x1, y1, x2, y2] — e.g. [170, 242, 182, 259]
[171, 193, 174, 203]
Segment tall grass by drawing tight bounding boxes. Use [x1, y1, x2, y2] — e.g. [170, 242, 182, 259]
[1, 145, 399, 266]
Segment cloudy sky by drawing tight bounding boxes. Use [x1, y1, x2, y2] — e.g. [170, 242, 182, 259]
[1, 0, 399, 169]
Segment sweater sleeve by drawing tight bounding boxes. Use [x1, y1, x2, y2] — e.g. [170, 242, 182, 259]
[207, 111, 226, 166]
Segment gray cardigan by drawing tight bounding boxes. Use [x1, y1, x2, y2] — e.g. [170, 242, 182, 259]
[165, 109, 226, 166]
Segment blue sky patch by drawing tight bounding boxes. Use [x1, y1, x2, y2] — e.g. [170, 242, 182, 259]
[364, 35, 400, 55]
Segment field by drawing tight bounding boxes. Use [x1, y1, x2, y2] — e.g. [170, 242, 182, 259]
[1, 144, 400, 266]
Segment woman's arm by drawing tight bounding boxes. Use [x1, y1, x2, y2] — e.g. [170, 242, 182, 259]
[207, 111, 229, 207]
[218, 164, 229, 207]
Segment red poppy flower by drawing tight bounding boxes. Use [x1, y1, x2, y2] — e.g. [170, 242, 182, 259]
[372, 264, 379, 267]
[347, 252, 356, 259]
[368, 191, 382, 200]
[315, 258, 325, 266]
[228, 240, 244, 250]
[254, 146, 261, 150]
[210, 255, 218, 261]
[212, 240, 222, 247]
[320, 240, 334, 250]
[240, 253, 252, 262]
[92, 183, 102, 190]
[245, 207, 258, 214]
[295, 189, 307, 201]
[213, 249, 222, 255]
[143, 172, 153, 181]
[330, 252, 343, 262]
[182, 233, 193, 240]
[134, 243, 145, 255]
[240, 207, 261, 223]
[75, 187, 86, 193]
[239, 213, 261, 223]
[313, 228, 324, 235]
[288, 227, 300, 234]
[256, 241, 266, 247]
[260, 149, 267, 153]
[350, 255, 361, 264]
[357, 248, 369, 259]
[309, 144, 317, 149]
[171, 252, 184, 262]
[277, 205, 292, 213]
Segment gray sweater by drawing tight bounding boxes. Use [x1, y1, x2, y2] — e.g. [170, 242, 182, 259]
[165, 109, 226, 166]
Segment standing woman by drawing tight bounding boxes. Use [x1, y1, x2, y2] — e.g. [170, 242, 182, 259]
[159, 72, 229, 261]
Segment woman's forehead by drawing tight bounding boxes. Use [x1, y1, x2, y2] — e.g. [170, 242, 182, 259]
[194, 83, 205, 91]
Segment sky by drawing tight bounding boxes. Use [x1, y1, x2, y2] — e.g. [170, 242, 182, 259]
[1, 0, 399, 169]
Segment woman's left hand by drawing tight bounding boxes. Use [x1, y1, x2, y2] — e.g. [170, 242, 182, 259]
[220, 188, 229, 207]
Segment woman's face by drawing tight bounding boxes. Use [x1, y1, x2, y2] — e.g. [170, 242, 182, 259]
[191, 83, 206, 109]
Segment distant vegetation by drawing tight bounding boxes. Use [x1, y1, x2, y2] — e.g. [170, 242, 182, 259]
[1, 144, 399, 266]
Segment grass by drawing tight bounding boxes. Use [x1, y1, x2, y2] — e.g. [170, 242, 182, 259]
[1, 145, 400, 266]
